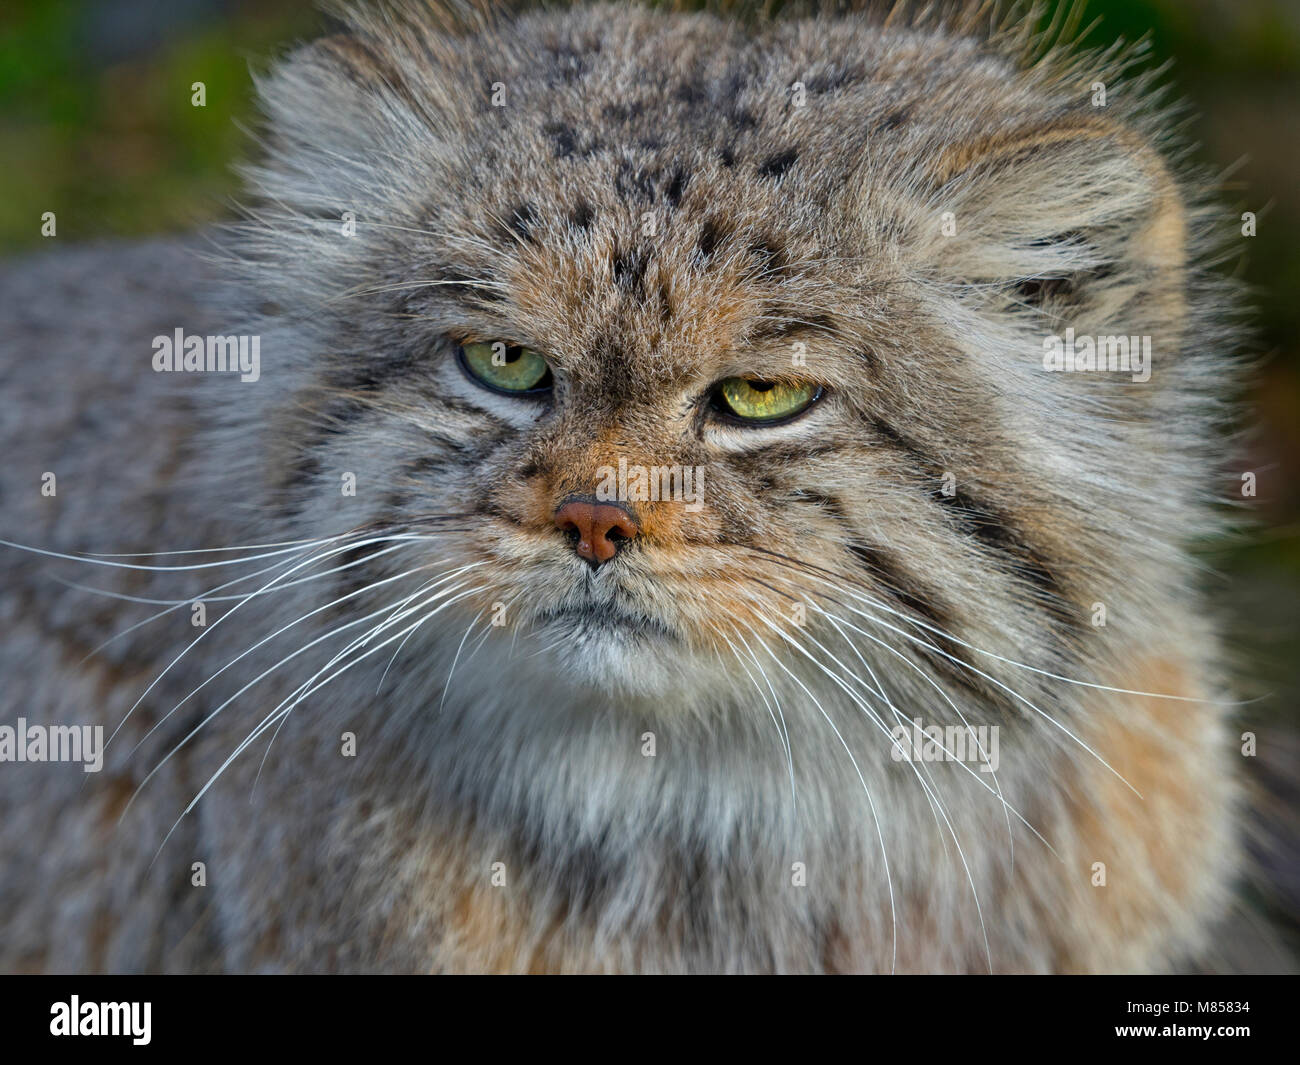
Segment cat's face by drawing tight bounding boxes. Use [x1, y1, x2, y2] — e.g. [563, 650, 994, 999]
[321, 165, 887, 697]
[239, 6, 1198, 708]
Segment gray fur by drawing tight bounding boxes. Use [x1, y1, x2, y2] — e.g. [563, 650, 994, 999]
[0, 2, 1253, 972]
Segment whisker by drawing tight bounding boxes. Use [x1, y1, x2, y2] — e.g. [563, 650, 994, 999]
[0, 536, 336, 573]
[107, 532, 448, 748]
[816, 607, 1023, 870]
[719, 626, 798, 816]
[435, 609, 487, 709]
[129, 571, 480, 821]
[742, 544, 1217, 703]
[819, 586, 1142, 799]
[150, 582, 485, 863]
[748, 609, 991, 974]
[76, 535, 336, 558]
[128, 558, 473, 762]
[740, 622, 898, 975]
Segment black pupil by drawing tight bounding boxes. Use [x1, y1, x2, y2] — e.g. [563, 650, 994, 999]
[750, 381, 775, 392]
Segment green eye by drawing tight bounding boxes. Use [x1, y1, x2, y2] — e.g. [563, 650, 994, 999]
[459, 341, 552, 394]
[715, 378, 822, 424]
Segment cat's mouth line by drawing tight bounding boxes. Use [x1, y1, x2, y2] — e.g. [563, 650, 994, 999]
[537, 601, 678, 642]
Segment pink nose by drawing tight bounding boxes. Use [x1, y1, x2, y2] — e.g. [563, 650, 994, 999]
[554, 500, 639, 566]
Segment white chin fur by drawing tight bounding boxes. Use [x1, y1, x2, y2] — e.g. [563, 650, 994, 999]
[524, 616, 704, 699]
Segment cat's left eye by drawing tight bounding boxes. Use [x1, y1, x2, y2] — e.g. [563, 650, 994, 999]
[712, 378, 822, 424]
[458, 341, 553, 395]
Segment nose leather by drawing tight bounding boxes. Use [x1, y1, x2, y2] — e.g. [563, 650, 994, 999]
[554, 499, 639, 566]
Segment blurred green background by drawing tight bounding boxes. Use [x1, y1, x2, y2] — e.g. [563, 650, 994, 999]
[0, 0, 1296, 949]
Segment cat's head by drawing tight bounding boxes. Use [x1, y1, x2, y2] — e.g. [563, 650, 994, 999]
[227, 2, 1228, 709]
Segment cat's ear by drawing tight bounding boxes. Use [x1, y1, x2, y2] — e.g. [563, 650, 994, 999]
[246, 30, 445, 215]
[911, 117, 1188, 325]
[253, 33, 414, 156]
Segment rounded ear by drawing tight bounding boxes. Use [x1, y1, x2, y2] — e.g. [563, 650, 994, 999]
[253, 34, 408, 154]
[255, 0, 492, 146]
[243, 26, 455, 224]
[915, 118, 1188, 328]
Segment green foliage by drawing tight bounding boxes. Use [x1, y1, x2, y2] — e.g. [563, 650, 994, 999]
[0, 0, 314, 244]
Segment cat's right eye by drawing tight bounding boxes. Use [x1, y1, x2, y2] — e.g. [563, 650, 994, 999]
[710, 377, 822, 425]
[458, 341, 553, 396]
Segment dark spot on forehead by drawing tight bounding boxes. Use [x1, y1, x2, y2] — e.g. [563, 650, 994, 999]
[757, 148, 799, 179]
[613, 158, 658, 204]
[544, 122, 576, 157]
[749, 237, 788, 279]
[611, 241, 649, 297]
[543, 121, 589, 159]
[873, 108, 910, 132]
[570, 200, 595, 230]
[697, 217, 731, 261]
[602, 99, 645, 123]
[664, 165, 690, 208]
[503, 202, 540, 244]
[728, 107, 757, 130]
[804, 67, 863, 94]
[541, 39, 590, 83]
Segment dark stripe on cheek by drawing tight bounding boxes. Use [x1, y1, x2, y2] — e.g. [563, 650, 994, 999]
[275, 451, 322, 521]
[323, 353, 515, 432]
[325, 357, 421, 394]
[941, 491, 1076, 626]
[790, 491, 845, 518]
[868, 417, 937, 471]
[659, 281, 674, 322]
[847, 542, 955, 647]
[315, 396, 369, 434]
[869, 412, 1077, 626]
[742, 442, 841, 467]
[332, 539, 399, 603]
[844, 542, 1008, 708]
